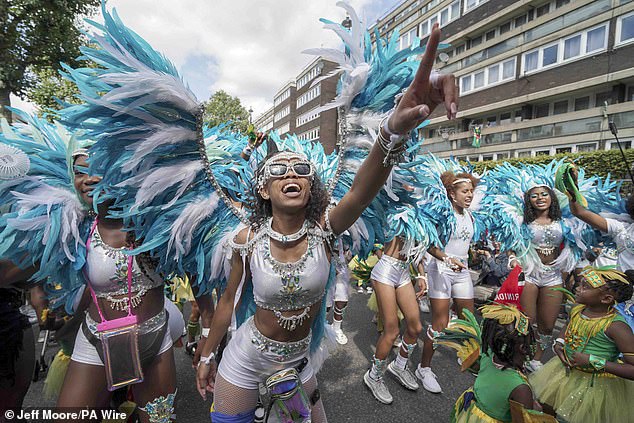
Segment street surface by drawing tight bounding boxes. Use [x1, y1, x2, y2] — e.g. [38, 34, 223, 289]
[24, 292, 506, 421]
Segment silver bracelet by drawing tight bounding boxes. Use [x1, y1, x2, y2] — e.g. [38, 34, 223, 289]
[201, 327, 210, 337]
[552, 337, 565, 354]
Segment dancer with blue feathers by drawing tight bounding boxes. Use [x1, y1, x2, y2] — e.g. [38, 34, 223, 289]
[55, 1, 460, 421]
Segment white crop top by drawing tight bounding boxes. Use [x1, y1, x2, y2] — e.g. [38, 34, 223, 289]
[444, 210, 474, 259]
[250, 230, 330, 312]
[84, 225, 163, 298]
[529, 220, 563, 256]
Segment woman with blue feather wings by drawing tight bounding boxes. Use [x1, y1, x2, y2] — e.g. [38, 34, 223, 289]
[59, 2, 459, 421]
[0, 108, 198, 422]
[409, 155, 486, 394]
[482, 160, 598, 372]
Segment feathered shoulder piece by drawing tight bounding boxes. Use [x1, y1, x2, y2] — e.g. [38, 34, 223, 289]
[59, 3, 251, 294]
[482, 159, 592, 274]
[0, 108, 90, 311]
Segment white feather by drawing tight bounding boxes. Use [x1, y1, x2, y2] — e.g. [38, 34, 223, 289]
[168, 193, 220, 256]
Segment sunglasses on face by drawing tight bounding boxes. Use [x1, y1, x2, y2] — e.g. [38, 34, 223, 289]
[267, 162, 313, 178]
[529, 192, 550, 199]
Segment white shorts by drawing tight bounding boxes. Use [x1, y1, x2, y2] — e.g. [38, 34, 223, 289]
[370, 255, 411, 289]
[427, 258, 473, 300]
[217, 317, 313, 390]
[525, 269, 563, 287]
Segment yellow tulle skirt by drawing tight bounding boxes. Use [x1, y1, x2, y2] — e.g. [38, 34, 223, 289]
[452, 390, 503, 423]
[44, 350, 71, 400]
[529, 358, 634, 423]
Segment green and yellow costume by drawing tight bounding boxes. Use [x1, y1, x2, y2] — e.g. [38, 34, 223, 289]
[530, 305, 634, 423]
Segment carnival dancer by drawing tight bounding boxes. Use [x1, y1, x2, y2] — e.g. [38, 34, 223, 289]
[433, 304, 554, 422]
[0, 109, 217, 422]
[56, 2, 458, 420]
[415, 162, 484, 394]
[529, 267, 634, 423]
[364, 237, 428, 403]
[484, 161, 588, 371]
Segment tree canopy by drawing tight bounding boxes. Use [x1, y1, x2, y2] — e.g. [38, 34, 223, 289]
[0, 0, 100, 120]
[203, 90, 251, 134]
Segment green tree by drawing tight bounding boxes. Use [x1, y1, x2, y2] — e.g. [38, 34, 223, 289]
[26, 67, 83, 121]
[0, 0, 100, 122]
[203, 90, 251, 134]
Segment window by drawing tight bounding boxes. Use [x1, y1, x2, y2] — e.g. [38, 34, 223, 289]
[297, 84, 321, 108]
[298, 128, 320, 141]
[595, 91, 612, 107]
[610, 141, 632, 150]
[274, 106, 290, 122]
[536, 3, 550, 18]
[486, 116, 497, 127]
[485, 30, 496, 41]
[460, 58, 516, 94]
[524, 51, 538, 73]
[470, 35, 482, 48]
[534, 103, 549, 118]
[500, 112, 512, 125]
[297, 64, 322, 89]
[419, 21, 429, 37]
[556, 0, 570, 8]
[496, 152, 510, 160]
[399, 28, 418, 50]
[481, 154, 494, 161]
[455, 44, 465, 55]
[536, 150, 550, 156]
[518, 150, 532, 158]
[514, 109, 523, 123]
[542, 44, 558, 67]
[553, 100, 568, 115]
[488, 64, 499, 83]
[628, 86, 634, 102]
[586, 26, 607, 53]
[296, 107, 320, 127]
[616, 12, 634, 46]
[451, 2, 460, 21]
[474, 71, 485, 89]
[277, 122, 290, 135]
[522, 24, 608, 75]
[274, 89, 291, 107]
[556, 146, 572, 154]
[464, 0, 488, 14]
[515, 15, 527, 27]
[461, 77, 472, 92]
[577, 143, 596, 152]
[574, 96, 590, 111]
[563, 34, 581, 59]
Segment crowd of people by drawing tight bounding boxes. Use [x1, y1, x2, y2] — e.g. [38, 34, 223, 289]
[1, 3, 634, 423]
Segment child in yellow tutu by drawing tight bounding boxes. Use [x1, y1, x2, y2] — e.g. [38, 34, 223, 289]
[529, 266, 634, 423]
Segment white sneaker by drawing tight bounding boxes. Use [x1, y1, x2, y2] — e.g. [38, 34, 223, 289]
[364, 370, 393, 404]
[392, 338, 402, 349]
[335, 329, 348, 345]
[525, 359, 543, 373]
[357, 287, 365, 293]
[366, 287, 373, 294]
[387, 361, 419, 390]
[419, 298, 430, 313]
[415, 366, 442, 393]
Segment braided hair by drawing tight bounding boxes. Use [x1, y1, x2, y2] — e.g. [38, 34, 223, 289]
[605, 270, 634, 303]
[523, 186, 562, 224]
[481, 318, 537, 370]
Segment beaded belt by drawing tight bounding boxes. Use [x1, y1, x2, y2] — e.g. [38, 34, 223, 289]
[381, 255, 409, 270]
[248, 318, 311, 362]
[86, 308, 166, 335]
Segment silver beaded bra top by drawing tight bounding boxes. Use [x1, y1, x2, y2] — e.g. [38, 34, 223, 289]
[85, 226, 163, 299]
[529, 220, 563, 256]
[250, 230, 330, 312]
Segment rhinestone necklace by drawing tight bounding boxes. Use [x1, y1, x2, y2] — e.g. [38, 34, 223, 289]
[265, 217, 309, 245]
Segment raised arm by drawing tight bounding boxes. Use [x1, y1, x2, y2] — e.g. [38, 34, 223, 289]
[328, 24, 458, 235]
[569, 200, 608, 233]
